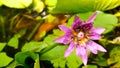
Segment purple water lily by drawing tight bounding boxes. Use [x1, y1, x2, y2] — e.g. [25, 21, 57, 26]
[54, 12, 107, 66]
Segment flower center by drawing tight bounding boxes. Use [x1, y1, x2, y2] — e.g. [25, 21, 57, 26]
[77, 32, 84, 39]
[72, 30, 88, 46]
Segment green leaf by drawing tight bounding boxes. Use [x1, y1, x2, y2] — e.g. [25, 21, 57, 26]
[1, 0, 32, 8]
[94, 11, 118, 33]
[8, 35, 19, 49]
[34, 54, 40, 68]
[51, 0, 94, 14]
[44, 35, 58, 45]
[78, 12, 94, 21]
[95, 56, 108, 66]
[0, 52, 13, 67]
[50, 50, 82, 68]
[33, 0, 44, 13]
[66, 51, 82, 68]
[0, 43, 6, 51]
[40, 45, 67, 60]
[51, 57, 66, 68]
[6, 61, 21, 68]
[50, 0, 120, 14]
[82, 65, 97, 68]
[15, 51, 37, 65]
[22, 41, 48, 52]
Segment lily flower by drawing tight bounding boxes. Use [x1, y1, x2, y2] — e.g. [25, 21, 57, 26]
[54, 12, 107, 66]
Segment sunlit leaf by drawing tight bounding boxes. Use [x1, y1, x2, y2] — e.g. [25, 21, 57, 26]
[114, 11, 120, 17]
[8, 35, 19, 49]
[0, 52, 13, 67]
[22, 41, 48, 52]
[0, 43, 6, 51]
[33, 0, 44, 13]
[93, 0, 120, 11]
[53, 29, 64, 36]
[45, 0, 57, 11]
[0, 1, 2, 6]
[39, 31, 46, 39]
[1, 0, 32, 8]
[50, 0, 120, 14]
[46, 14, 56, 23]
[15, 51, 37, 65]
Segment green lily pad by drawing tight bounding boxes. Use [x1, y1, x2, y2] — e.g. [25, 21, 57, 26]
[0, 52, 13, 67]
[50, 0, 120, 14]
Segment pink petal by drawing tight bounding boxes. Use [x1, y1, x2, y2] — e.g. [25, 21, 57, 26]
[81, 54, 88, 66]
[96, 43, 107, 52]
[90, 41, 107, 52]
[64, 42, 75, 57]
[82, 22, 93, 30]
[89, 32, 101, 40]
[58, 25, 72, 33]
[72, 15, 83, 29]
[54, 36, 68, 44]
[90, 27, 105, 34]
[86, 12, 97, 23]
[86, 42, 98, 54]
[76, 46, 88, 66]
